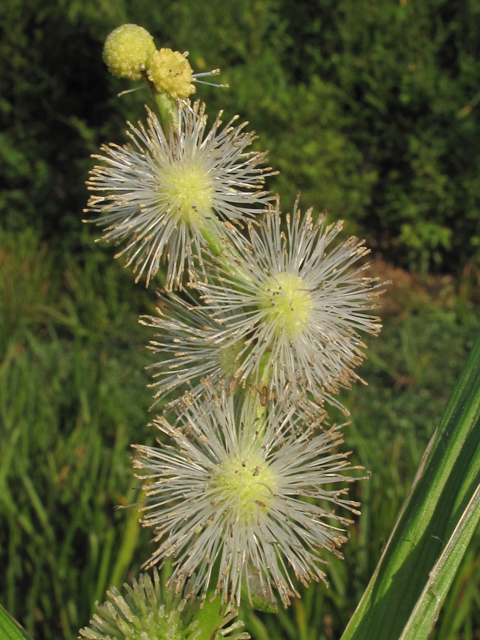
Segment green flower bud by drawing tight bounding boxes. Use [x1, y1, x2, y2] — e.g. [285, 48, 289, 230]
[103, 24, 156, 81]
[147, 48, 196, 99]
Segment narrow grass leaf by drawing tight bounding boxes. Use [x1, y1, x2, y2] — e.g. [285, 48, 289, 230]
[341, 332, 480, 640]
[0, 605, 33, 640]
[399, 482, 480, 639]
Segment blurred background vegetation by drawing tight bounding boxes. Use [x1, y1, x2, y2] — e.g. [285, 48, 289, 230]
[1, 0, 480, 639]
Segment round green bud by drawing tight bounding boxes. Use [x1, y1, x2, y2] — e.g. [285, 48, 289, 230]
[103, 24, 156, 81]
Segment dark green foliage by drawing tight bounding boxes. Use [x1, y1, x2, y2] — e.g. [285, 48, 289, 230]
[1, 0, 480, 269]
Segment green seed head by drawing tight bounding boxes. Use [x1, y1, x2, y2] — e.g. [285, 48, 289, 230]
[257, 273, 313, 339]
[79, 568, 247, 640]
[162, 162, 214, 227]
[103, 24, 156, 81]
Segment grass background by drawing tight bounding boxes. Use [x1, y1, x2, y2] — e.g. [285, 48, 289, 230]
[1, 230, 480, 640]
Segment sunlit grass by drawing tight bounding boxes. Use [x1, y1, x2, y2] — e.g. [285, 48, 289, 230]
[1, 231, 480, 640]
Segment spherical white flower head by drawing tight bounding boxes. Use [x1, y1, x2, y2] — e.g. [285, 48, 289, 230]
[85, 101, 272, 289]
[193, 202, 382, 409]
[133, 392, 361, 608]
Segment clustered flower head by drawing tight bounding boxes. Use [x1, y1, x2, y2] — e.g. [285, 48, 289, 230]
[102, 23, 223, 98]
[81, 23, 385, 632]
[147, 48, 196, 99]
[103, 24, 156, 81]
[134, 391, 362, 608]
[140, 294, 243, 410]
[79, 568, 249, 640]
[141, 202, 381, 412]
[86, 101, 272, 289]
[191, 200, 382, 411]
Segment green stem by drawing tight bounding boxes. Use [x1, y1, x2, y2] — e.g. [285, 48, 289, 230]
[200, 226, 223, 256]
[201, 216, 254, 286]
[232, 348, 270, 422]
[153, 92, 178, 132]
[254, 350, 271, 428]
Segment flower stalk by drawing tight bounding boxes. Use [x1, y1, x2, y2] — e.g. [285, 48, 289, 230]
[153, 91, 178, 132]
[80, 21, 383, 639]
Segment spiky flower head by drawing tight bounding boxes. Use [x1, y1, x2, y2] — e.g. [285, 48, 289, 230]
[78, 568, 249, 640]
[192, 201, 382, 409]
[86, 101, 272, 289]
[133, 391, 361, 608]
[148, 48, 196, 99]
[141, 294, 326, 421]
[141, 295, 258, 411]
[103, 24, 156, 81]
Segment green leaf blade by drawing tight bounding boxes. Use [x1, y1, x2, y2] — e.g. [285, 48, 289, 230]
[0, 605, 33, 640]
[341, 332, 480, 640]
[399, 482, 480, 639]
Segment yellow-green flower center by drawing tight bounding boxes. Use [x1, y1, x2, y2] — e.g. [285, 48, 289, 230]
[214, 454, 277, 522]
[257, 273, 313, 339]
[162, 162, 214, 227]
